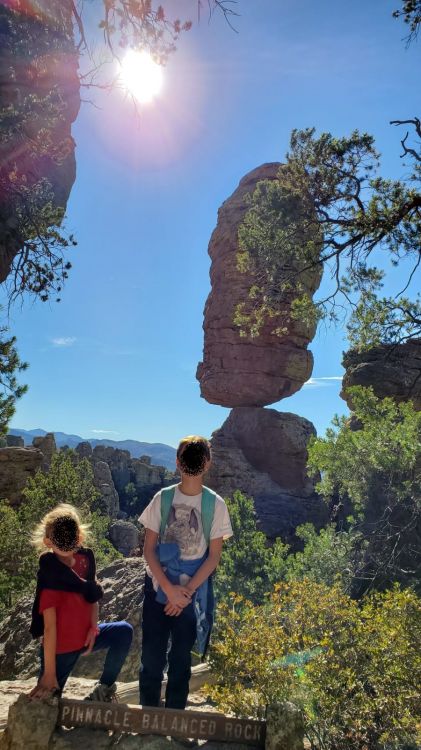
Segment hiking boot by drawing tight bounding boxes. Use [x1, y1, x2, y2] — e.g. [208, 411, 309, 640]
[84, 682, 118, 702]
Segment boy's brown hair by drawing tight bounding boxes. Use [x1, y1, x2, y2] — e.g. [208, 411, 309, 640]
[177, 435, 211, 476]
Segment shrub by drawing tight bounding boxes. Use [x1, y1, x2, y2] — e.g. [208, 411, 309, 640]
[214, 491, 288, 604]
[208, 581, 421, 750]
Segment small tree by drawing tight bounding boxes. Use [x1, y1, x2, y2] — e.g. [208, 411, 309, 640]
[0, 320, 28, 437]
[235, 127, 420, 344]
[285, 523, 364, 593]
[214, 491, 288, 605]
[307, 386, 421, 595]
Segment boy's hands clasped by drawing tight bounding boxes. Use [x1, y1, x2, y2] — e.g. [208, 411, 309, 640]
[164, 583, 192, 616]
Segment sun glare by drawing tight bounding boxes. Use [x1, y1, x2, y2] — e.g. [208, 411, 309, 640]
[120, 50, 163, 104]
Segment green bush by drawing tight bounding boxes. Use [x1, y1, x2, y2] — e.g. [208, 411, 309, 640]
[214, 491, 288, 604]
[307, 386, 421, 595]
[285, 522, 365, 593]
[208, 581, 421, 750]
[0, 452, 120, 614]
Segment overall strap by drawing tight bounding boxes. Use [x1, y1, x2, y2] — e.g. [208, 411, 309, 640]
[160, 485, 177, 537]
[201, 486, 216, 545]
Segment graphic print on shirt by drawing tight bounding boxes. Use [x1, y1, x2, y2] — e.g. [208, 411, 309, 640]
[163, 504, 202, 557]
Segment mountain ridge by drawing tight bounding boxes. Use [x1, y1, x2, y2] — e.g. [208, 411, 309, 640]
[8, 428, 176, 470]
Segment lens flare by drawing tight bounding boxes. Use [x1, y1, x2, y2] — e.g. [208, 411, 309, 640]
[120, 50, 163, 104]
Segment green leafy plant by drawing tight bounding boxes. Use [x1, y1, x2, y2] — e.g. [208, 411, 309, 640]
[214, 491, 288, 604]
[0, 452, 120, 614]
[307, 386, 421, 595]
[209, 581, 421, 750]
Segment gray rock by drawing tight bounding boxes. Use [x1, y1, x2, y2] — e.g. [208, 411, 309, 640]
[93, 461, 120, 517]
[109, 521, 140, 557]
[3, 693, 58, 750]
[265, 702, 304, 750]
[75, 442, 93, 458]
[0, 447, 43, 506]
[5, 436, 24, 448]
[205, 407, 327, 540]
[32, 433, 56, 471]
[51, 726, 112, 749]
[341, 340, 421, 410]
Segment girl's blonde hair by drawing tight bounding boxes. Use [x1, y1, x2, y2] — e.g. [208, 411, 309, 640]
[31, 503, 91, 553]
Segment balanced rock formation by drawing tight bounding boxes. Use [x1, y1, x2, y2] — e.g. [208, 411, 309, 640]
[341, 340, 421, 410]
[197, 163, 322, 407]
[205, 408, 327, 540]
[0, 558, 145, 683]
[0, 447, 43, 505]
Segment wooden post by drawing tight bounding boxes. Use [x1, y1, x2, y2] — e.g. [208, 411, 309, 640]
[265, 703, 304, 750]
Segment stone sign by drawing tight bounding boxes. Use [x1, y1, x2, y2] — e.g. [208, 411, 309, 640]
[59, 699, 266, 746]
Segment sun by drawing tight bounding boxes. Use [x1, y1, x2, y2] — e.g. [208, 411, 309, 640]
[119, 50, 163, 104]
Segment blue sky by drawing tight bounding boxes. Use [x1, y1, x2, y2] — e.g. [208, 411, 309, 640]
[5, 0, 421, 447]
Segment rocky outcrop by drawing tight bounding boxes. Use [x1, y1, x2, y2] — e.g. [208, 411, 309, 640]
[205, 408, 327, 540]
[197, 163, 322, 408]
[0, 558, 145, 683]
[92, 461, 120, 517]
[85, 445, 173, 515]
[32, 433, 56, 471]
[0, 1, 80, 284]
[5, 435, 24, 448]
[0, 447, 43, 505]
[341, 340, 421, 410]
[109, 521, 140, 557]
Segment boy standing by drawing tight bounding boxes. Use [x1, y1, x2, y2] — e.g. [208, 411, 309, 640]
[138, 435, 232, 709]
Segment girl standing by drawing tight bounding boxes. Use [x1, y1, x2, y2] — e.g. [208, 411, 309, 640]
[29, 503, 132, 701]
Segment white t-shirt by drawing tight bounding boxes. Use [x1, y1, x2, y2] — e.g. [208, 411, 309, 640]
[138, 485, 233, 588]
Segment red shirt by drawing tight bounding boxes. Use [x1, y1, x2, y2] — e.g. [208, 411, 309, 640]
[39, 552, 94, 654]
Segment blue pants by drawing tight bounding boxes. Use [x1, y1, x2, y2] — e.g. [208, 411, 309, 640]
[40, 621, 133, 692]
[139, 575, 197, 709]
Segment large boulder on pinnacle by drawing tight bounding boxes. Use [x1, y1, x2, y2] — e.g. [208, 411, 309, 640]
[205, 407, 327, 540]
[341, 340, 421, 410]
[196, 163, 322, 407]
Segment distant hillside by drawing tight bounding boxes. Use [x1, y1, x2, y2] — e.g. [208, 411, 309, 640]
[8, 428, 176, 470]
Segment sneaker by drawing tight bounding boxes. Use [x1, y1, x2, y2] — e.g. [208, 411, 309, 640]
[84, 682, 118, 703]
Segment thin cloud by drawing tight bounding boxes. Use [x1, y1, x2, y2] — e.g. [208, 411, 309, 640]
[90, 429, 120, 435]
[304, 376, 343, 387]
[51, 337, 77, 347]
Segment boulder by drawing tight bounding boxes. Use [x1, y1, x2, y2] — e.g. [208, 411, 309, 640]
[93, 461, 120, 517]
[32, 433, 56, 471]
[74, 442, 92, 458]
[5, 436, 24, 448]
[0, 559, 145, 682]
[205, 407, 327, 540]
[109, 521, 140, 557]
[197, 163, 322, 407]
[0, 447, 43, 505]
[341, 340, 421, 410]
